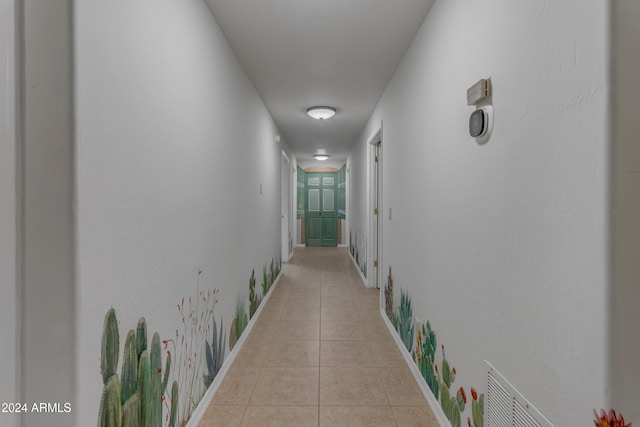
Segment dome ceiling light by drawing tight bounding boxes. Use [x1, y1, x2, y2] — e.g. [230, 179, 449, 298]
[306, 106, 336, 120]
[313, 154, 330, 161]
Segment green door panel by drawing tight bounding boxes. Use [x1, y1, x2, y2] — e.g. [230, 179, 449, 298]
[305, 172, 338, 247]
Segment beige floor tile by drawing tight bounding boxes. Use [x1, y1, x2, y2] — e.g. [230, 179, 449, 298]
[392, 406, 440, 427]
[321, 306, 361, 322]
[280, 305, 321, 322]
[320, 340, 376, 367]
[321, 285, 353, 295]
[211, 367, 261, 405]
[319, 406, 397, 427]
[286, 294, 322, 307]
[200, 405, 246, 427]
[273, 321, 320, 341]
[264, 340, 319, 367]
[232, 342, 269, 367]
[320, 367, 388, 405]
[369, 339, 406, 367]
[380, 368, 428, 406]
[250, 367, 319, 405]
[321, 322, 367, 340]
[286, 286, 322, 297]
[241, 406, 318, 427]
[321, 294, 355, 306]
[363, 318, 394, 341]
[359, 309, 385, 323]
[198, 405, 246, 427]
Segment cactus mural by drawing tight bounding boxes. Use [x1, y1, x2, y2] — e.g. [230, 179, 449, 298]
[349, 230, 367, 278]
[397, 289, 414, 352]
[384, 267, 394, 320]
[469, 388, 484, 427]
[171, 287, 219, 425]
[249, 270, 259, 319]
[98, 255, 283, 427]
[386, 273, 485, 426]
[262, 264, 270, 296]
[229, 301, 248, 351]
[204, 315, 226, 389]
[415, 321, 439, 399]
[98, 309, 178, 427]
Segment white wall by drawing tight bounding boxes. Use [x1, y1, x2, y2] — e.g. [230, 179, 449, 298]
[74, 1, 286, 425]
[349, 1, 609, 425]
[611, 1, 640, 424]
[22, 1, 76, 426]
[0, 1, 20, 426]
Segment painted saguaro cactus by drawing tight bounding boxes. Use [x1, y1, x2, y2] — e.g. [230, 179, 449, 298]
[98, 309, 178, 427]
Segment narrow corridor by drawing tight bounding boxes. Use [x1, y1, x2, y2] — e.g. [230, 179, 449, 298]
[200, 248, 438, 426]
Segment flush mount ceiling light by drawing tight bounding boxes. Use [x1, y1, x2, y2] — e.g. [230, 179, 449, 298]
[306, 106, 336, 120]
[313, 154, 330, 161]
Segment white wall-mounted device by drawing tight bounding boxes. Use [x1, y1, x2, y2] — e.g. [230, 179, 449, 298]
[467, 78, 493, 144]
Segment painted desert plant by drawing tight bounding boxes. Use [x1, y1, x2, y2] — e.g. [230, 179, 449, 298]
[398, 289, 414, 352]
[262, 265, 270, 296]
[439, 345, 464, 427]
[228, 301, 248, 350]
[249, 270, 258, 318]
[469, 388, 484, 427]
[204, 315, 226, 388]
[415, 321, 439, 399]
[384, 267, 394, 320]
[594, 409, 632, 427]
[169, 286, 217, 425]
[98, 309, 178, 427]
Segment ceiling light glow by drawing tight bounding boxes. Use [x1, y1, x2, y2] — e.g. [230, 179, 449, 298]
[306, 106, 336, 120]
[313, 154, 330, 161]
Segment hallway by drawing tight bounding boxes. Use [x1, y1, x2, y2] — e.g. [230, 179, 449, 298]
[200, 248, 438, 426]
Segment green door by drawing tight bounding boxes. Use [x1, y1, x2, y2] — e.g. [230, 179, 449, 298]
[305, 173, 338, 247]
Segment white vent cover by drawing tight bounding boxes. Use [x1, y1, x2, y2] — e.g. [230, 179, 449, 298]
[485, 362, 555, 427]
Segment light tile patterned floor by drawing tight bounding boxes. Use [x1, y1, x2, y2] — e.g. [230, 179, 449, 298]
[200, 247, 439, 427]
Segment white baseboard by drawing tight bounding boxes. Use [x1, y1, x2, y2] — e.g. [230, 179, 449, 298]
[379, 308, 451, 427]
[186, 272, 283, 426]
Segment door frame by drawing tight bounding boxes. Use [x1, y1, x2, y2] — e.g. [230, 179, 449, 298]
[368, 124, 383, 289]
[281, 151, 293, 262]
[1, 0, 22, 421]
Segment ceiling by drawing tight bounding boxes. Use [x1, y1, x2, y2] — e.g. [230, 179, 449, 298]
[205, 0, 435, 164]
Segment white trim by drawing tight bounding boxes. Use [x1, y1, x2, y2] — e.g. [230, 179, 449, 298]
[367, 123, 383, 289]
[379, 308, 451, 427]
[187, 271, 284, 427]
[281, 152, 291, 263]
[0, 2, 21, 424]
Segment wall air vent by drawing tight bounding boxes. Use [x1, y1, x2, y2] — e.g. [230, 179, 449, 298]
[485, 362, 555, 427]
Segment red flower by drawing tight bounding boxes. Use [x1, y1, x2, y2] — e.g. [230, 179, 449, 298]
[470, 387, 478, 401]
[593, 409, 632, 427]
[459, 387, 467, 404]
[467, 418, 471, 427]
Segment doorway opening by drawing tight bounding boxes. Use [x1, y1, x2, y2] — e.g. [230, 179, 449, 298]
[281, 152, 293, 262]
[368, 128, 382, 289]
